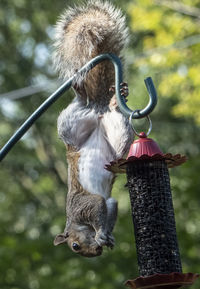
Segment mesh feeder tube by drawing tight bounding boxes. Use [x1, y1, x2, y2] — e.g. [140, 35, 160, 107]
[126, 133, 182, 277]
[105, 132, 199, 289]
[127, 161, 181, 276]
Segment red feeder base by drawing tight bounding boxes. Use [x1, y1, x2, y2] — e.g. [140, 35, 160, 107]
[125, 272, 199, 289]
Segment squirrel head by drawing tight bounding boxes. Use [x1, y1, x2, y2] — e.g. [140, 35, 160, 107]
[54, 226, 103, 257]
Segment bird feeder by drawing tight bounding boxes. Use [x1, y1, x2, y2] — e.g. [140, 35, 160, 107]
[105, 117, 199, 288]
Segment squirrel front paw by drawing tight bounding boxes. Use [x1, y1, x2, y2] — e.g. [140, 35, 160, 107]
[95, 230, 115, 249]
[109, 82, 129, 110]
[106, 234, 115, 249]
[95, 230, 108, 246]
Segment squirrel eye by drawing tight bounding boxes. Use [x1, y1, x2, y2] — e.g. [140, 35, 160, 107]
[72, 242, 80, 251]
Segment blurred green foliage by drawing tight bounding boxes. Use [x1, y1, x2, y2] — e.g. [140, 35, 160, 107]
[0, 0, 200, 288]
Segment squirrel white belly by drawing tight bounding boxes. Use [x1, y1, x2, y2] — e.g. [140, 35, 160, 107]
[53, 0, 133, 257]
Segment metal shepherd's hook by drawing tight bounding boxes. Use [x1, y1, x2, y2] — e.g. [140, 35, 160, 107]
[0, 53, 157, 161]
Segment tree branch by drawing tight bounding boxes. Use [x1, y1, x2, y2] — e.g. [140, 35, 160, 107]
[155, 0, 200, 18]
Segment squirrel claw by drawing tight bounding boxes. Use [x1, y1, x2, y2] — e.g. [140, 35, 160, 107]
[120, 83, 129, 99]
[106, 234, 115, 249]
[120, 82, 128, 86]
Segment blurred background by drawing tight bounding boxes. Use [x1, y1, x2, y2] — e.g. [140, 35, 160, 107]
[1, 0, 200, 288]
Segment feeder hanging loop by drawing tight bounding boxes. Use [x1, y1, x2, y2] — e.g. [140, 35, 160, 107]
[129, 111, 152, 137]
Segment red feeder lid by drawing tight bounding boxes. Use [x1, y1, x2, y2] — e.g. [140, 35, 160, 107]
[104, 132, 187, 173]
[127, 132, 163, 159]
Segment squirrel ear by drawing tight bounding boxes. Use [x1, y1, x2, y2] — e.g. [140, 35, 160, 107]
[54, 233, 68, 246]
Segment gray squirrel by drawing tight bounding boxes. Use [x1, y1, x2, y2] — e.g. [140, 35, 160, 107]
[53, 0, 133, 257]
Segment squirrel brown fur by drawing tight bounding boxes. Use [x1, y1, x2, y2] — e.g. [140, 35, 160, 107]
[53, 0, 133, 257]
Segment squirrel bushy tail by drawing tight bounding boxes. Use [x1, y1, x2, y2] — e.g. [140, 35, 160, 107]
[53, 0, 129, 104]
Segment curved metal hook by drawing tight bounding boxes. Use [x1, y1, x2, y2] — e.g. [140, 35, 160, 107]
[115, 76, 157, 119]
[0, 53, 157, 161]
